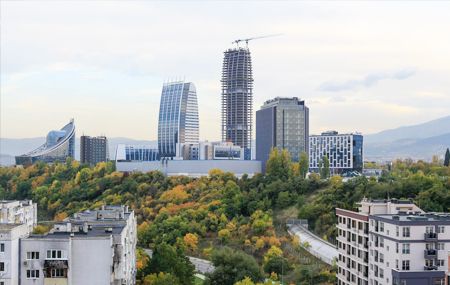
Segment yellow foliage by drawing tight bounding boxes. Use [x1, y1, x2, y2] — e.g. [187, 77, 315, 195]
[54, 212, 68, 221]
[33, 225, 50, 234]
[183, 233, 198, 251]
[160, 185, 190, 203]
[255, 238, 265, 250]
[268, 236, 281, 247]
[263, 245, 283, 264]
[234, 277, 255, 285]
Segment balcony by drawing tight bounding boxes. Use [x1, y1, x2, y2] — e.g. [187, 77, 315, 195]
[424, 232, 438, 241]
[424, 265, 438, 271]
[424, 249, 437, 259]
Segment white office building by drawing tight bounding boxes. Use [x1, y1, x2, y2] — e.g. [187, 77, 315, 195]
[309, 131, 363, 174]
[336, 198, 450, 285]
[0, 200, 37, 233]
[20, 205, 136, 285]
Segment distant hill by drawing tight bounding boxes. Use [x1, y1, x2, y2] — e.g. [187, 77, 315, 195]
[0, 137, 157, 165]
[365, 132, 450, 161]
[365, 115, 450, 144]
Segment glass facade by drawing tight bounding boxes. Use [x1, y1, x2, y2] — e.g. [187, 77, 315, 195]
[158, 81, 199, 158]
[256, 97, 309, 171]
[115, 144, 159, 162]
[309, 132, 364, 173]
[15, 120, 75, 165]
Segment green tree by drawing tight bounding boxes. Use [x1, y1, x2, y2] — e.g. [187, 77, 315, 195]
[143, 272, 180, 285]
[266, 148, 292, 180]
[298, 151, 309, 179]
[444, 148, 450, 167]
[206, 247, 263, 285]
[149, 243, 195, 285]
[320, 155, 330, 179]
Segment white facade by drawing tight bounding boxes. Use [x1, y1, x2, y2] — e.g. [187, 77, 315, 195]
[115, 159, 261, 178]
[20, 205, 136, 285]
[0, 224, 31, 285]
[336, 199, 423, 285]
[309, 131, 363, 173]
[0, 200, 37, 233]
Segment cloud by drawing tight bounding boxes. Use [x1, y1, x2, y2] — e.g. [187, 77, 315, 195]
[318, 69, 415, 92]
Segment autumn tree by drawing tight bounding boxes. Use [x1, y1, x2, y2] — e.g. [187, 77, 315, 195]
[298, 151, 309, 179]
[266, 148, 292, 180]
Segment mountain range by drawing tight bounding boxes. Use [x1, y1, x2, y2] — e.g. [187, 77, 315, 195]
[364, 115, 450, 161]
[1, 115, 449, 166]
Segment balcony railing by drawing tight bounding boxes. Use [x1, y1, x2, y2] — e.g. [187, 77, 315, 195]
[424, 249, 437, 259]
[424, 265, 438, 271]
[424, 232, 438, 241]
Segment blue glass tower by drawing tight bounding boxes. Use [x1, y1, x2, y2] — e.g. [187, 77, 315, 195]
[158, 81, 199, 158]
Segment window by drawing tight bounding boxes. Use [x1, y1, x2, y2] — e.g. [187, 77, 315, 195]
[26, 269, 40, 279]
[396, 259, 399, 270]
[26, 251, 40, 260]
[0, 262, 4, 272]
[402, 227, 410, 237]
[380, 222, 384, 232]
[437, 259, 445, 267]
[51, 268, 65, 277]
[0, 243, 4, 252]
[46, 250, 64, 260]
[426, 226, 434, 234]
[396, 226, 399, 237]
[437, 243, 445, 250]
[396, 243, 399, 253]
[438, 226, 445, 233]
[402, 244, 410, 254]
[402, 260, 410, 270]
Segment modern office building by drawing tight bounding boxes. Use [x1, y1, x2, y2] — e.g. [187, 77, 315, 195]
[158, 81, 199, 158]
[0, 200, 37, 232]
[335, 198, 450, 285]
[20, 205, 136, 285]
[256, 97, 309, 171]
[221, 47, 253, 160]
[115, 144, 159, 162]
[115, 159, 261, 178]
[80, 135, 109, 165]
[175, 141, 244, 161]
[15, 119, 75, 166]
[309, 131, 363, 174]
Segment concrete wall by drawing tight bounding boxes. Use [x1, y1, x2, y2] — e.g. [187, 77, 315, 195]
[71, 238, 112, 285]
[116, 160, 261, 178]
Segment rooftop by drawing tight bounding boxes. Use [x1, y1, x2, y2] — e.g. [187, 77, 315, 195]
[28, 223, 125, 240]
[377, 213, 450, 222]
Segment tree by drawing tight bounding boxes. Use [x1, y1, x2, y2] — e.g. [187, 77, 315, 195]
[206, 247, 263, 285]
[298, 151, 309, 179]
[320, 155, 330, 179]
[183, 233, 198, 252]
[143, 272, 180, 285]
[149, 243, 195, 285]
[266, 148, 292, 180]
[445, 148, 450, 167]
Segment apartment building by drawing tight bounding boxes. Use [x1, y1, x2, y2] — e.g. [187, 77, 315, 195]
[0, 200, 37, 232]
[20, 205, 136, 285]
[336, 199, 423, 285]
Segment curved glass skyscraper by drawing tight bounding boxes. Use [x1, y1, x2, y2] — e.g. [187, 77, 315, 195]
[158, 81, 199, 158]
[221, 47, 253, 160]
[15, 119, 75, 165]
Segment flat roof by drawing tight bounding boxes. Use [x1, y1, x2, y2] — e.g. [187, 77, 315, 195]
[28, 224, 125, 240]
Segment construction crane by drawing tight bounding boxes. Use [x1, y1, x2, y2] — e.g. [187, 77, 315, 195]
[232, 33, 282, 47]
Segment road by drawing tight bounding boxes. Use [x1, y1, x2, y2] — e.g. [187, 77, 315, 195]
[144, 249, 215, 274]
[287, 224, 338, 265]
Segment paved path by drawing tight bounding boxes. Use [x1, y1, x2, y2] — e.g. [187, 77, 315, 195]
[144, 249, 215, 274]
[287, 224, 338, 265]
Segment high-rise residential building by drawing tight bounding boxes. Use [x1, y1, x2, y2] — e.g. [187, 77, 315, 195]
[256, 97, 309, 171]
[158, 81, 199, 158]
[80, 135, 109, 165]
[221, 47, 253, 160]
[15, 119, 75, 165]
[0, 200, 37, 285]
[336, 199, 450, 285]
[20, 205, 136, 285]
[309, 131, 363, 174]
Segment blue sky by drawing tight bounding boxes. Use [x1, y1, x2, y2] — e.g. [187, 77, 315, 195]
[2, 1, 450, 140]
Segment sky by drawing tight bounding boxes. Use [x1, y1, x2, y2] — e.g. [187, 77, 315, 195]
[1, 1, 450, 141]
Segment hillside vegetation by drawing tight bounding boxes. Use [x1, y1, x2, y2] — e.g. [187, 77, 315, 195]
[0, 151, 449, 284]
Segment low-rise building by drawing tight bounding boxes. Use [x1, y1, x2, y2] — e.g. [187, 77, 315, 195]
[20, 205, 136, 285]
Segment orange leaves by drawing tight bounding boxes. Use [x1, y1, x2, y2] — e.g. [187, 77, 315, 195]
[183, 233, 199, 251]
[160, 185, 190, 204]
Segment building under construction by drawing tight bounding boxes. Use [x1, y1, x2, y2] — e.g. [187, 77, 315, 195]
[221, 47, 253, 160]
